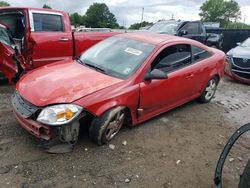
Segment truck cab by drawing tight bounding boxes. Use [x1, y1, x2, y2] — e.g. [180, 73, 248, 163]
[147, 20, 223, 49]
[0, 7, 119, 82]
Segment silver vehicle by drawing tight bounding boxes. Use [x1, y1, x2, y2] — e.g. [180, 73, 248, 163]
[226, 38, 250, 84]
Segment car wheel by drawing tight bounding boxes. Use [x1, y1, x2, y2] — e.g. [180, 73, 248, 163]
[198, 77, 218, 103]
[89, 107, 126, 145]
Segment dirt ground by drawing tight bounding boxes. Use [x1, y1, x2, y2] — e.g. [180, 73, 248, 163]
[0, 77, 249, 188]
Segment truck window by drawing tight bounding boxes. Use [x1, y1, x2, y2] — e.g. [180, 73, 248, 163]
[180, 22, 201, 35]
[0, 12, 25, 40]
[32, 13, 64, 32]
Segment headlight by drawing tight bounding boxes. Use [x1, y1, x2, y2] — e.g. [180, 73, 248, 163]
[37, 104, 82, 126]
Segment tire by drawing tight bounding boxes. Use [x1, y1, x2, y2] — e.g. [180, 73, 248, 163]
[198, 77, 218, 103]
[239, 159, 250, 188]
[89, 107, 126, 145]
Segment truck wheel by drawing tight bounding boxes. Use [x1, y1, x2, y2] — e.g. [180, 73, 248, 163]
[198, 77, 218, 103]
[89, 107, 126, 145]
[239, 159, 250, 188]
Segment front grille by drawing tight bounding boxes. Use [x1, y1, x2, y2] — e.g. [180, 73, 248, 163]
[233, 58, 250, 69]
[11, 90, 39, 118]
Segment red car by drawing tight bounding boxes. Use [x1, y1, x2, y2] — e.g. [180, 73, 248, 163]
[12, 33, 225, 147]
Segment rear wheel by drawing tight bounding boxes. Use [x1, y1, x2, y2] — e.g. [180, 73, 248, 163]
[198, 77, 218, 103]
[89, 107, 126, 145]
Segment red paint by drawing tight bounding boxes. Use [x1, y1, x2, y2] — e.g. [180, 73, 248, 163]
[0, 7, 119, 81]
[14, 33, 225, 139]
[17, 60, 123, 106]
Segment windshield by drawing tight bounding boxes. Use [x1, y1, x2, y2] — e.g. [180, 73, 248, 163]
[241, 38, 250, 47]
[148, 21, 179, 34]
[0, 26, 13, 46]
[79, 37, 155, 79]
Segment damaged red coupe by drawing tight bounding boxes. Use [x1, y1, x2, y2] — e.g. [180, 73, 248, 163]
[12, 33, 225, 147]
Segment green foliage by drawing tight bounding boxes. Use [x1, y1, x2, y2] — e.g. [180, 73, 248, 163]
[129, 21, 153, 30]
[42, 4, 52, 9]
[199, 0, 241, 27]
[225, 22, 250, 29]
[0, 1, 10, 7]
[85, 3, 118, 28]
[70, 13, 86, 26]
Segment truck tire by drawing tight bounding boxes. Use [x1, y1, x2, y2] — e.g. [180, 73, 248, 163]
[198, 77, 218, 103]
[239, 159, 250, 188]
[89, 107, 126, 145]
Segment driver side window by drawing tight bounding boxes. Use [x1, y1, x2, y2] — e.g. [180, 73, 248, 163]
[151, 44, 192, 73]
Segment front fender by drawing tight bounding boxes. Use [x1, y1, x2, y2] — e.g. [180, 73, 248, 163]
[74, 83, 140, 125]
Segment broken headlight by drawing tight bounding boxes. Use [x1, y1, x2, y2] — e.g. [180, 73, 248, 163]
[37, 104, 82, 126]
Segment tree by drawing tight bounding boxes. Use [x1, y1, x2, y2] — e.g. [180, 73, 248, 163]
[199, 0, 241, 27]
[0, 1, 10, 7]
[70, 13, 85, 26]
[225, 22, 250, 29]
[43, 4, 52, 9]
[129, 21, 153, 30]
[85, 3, 118, 28]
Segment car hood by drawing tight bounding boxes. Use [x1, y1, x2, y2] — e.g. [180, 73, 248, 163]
[228, 46, 250, 58]
[16, 60, 123, 107]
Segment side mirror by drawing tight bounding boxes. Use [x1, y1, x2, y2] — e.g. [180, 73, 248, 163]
[236, 42, 242, 46]
[144, 69, 168, 80]
[178, 30, 188, 36]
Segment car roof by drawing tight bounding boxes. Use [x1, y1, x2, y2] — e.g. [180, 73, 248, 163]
[0, 7, 65, 14]
[117, 32, 196, 45]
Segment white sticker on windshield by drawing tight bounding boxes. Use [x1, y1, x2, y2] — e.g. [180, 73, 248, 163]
[124, 47, 143, 56]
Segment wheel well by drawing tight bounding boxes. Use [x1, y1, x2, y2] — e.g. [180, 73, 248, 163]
[124, 107, 133, 126]
[213, 74, 220, 82]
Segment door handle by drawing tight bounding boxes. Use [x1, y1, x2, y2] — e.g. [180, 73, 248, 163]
[185, 73, 194, 79]
[59, 37, 69, 42]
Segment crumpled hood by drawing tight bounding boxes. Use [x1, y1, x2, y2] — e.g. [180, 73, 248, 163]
[228, 46, 250, 58]
[16, 60, 122, 107]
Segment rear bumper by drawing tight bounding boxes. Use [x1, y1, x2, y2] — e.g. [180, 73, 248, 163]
[12, 107, 54, 140]
[225, 62, 250, 85]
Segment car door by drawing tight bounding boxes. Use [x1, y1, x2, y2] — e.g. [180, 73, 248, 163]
[28, 10, 73, 68]
[0, 24, 20, 82]
[138, 44, 199, 122]
[179, 22, 206, 44]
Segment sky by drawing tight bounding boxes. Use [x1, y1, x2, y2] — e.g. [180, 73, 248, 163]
[5, 0, 250, 27]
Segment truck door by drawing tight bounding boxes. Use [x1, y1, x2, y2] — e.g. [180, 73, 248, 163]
[28, 10, 73, 68]
[179, 22, 207, 44]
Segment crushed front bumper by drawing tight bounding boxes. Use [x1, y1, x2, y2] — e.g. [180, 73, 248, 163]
[12, 107, 54, 140]
[11, 90, 54, 140]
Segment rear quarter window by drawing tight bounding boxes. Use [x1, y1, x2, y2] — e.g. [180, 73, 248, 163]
[32, 13, 64, 32]
[192, 45, 211, 62]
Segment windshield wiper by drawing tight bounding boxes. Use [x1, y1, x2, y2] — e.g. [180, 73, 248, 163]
[76, 57, 107, 74]
[84, 62, 106, 73]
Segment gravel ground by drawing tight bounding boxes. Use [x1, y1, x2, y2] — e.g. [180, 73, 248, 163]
[0, 77, 249, 188]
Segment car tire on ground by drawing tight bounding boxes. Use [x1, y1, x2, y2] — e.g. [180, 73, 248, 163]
[198, 77, 218, 103]
[89, 106, 126, 145]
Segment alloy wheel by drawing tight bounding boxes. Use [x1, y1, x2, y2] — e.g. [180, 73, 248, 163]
[105, 110, 125, 140]
[204, 79, 217, 101]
